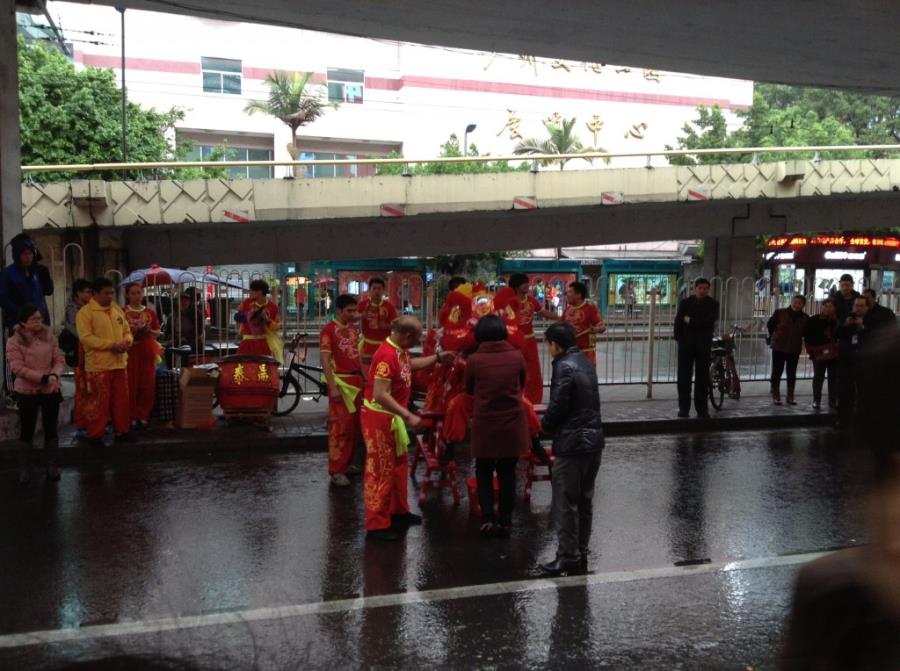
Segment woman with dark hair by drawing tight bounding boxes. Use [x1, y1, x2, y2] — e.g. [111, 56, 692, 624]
[803, 298, 839, 411]
[464, 314, 529, 537]
[6, 304, 64, 483]
[123, 282, 161, 429]
[235, 279, 283, 363]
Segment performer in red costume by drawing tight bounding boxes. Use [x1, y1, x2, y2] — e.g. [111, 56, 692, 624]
[508, 273, 560, 404]
[563, 280, 606, 368]
[361, 316, 447, 541]
[321, 294, 365, 487]
[235, 279, 282, 362]
[356, 277, 398, 367]
[123, 283, 161, 429]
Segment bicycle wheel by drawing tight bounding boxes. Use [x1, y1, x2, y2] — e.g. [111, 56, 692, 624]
[272, 377, 302, 416]
[708, 360, 725, 410]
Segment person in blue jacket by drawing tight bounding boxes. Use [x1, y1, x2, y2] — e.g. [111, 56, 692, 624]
[0, 234, 54, 403]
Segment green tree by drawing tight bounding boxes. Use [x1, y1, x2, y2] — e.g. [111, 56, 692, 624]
[667, 83, 896, 165]
[513, 117, 606, 170]
[244, 71, 330, 166]
[375, 134, 529, 176]
[18, 36, 199, 181]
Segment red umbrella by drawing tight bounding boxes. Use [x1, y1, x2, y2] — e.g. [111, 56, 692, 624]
[120, 264, 246, 290]
[315, 277, 336, 287]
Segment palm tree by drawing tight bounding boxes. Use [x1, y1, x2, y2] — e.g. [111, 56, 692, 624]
[244, 71, 331, 174]
[513, 117, 607, 170]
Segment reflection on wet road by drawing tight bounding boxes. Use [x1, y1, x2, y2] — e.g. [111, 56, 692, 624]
[0, 427, 871, 669]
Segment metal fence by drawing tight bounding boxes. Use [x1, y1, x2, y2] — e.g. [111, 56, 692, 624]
[53, 250, 899, 399]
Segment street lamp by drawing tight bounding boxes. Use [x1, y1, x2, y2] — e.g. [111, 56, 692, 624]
[463, 123, 477, 157]
[115, 6, 127, 172]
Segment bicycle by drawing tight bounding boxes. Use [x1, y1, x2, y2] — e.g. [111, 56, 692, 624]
[272, 333, 327, 416]
[708, 324, 743, 410]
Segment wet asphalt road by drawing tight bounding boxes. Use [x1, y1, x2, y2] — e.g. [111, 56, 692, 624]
[0, 427, 872, 670]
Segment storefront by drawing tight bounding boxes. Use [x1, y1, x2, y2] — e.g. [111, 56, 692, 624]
[764, 234, 900, 299]
[599, 259, 682, 314]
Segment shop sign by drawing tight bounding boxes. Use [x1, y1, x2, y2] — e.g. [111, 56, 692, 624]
[768, 235, 900, 249]
[824, 250, 867, 261]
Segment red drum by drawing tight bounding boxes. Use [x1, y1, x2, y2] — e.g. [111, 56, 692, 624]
[217, 354, 279, 416]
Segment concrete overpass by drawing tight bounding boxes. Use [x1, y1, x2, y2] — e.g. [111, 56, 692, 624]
[21, 156, 900, 274]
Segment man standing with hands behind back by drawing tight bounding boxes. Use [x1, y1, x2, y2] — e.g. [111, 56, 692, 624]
[674, 278, 719, 419]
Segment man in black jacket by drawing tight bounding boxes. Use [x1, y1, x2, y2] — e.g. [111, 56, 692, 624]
[862, 289, 897, 331]
[674, 278, 719, 418]
[539, 321, 605, 576]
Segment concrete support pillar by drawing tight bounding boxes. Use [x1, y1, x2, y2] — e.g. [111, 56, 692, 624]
[0, 0, 22, 263]
[703, 236, 759, 324]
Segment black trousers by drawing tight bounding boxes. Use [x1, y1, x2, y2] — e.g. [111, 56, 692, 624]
[771, 351, 801, 388]
[677, 340, 711, 415]
[18, 392, 61, 468]
[476, 457, 517, 526]
[812, 359, 837, 405]
[551, 452, 602, 558]
[837, 357, 857, 420]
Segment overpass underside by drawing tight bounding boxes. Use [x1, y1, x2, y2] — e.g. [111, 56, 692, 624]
[123, 193, 900, 267]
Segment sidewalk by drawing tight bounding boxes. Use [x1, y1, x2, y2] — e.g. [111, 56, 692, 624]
[0, 380, 834, 466]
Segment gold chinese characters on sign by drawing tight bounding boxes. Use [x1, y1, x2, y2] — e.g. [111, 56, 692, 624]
[257, 364, 270, 383]
[586, 115, 604, 145]
[233, 363, 247, 385]
[544, 112, 563, 126]
[624, 122, 649, 140]
[497, 110, 523, 140]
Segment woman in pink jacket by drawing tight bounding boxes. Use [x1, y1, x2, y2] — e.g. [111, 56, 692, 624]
[6, 303, 64, 483]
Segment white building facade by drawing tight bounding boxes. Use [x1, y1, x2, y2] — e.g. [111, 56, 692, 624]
[50, 2, 752, 181]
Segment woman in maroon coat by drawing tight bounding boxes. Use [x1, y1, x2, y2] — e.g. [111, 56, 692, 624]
[465, 314, 530, 536]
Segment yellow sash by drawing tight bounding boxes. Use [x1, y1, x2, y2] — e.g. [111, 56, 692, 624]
[265, 330, 285, 365]
[363, 399, 409, 456]
[326, 373, 362, 414]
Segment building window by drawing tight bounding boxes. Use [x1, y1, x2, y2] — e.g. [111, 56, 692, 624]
[327, 68, 364, 104]
[183, 145, 273, 179]
[201, 57, 242, 95]
[299, 152, 360, 178]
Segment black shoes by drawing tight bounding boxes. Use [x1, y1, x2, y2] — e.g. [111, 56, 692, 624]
[391, 512, 422, 527]
[539, 554, 583, 576]
[677, 411, 689, 418]
[366, 528, 400, 542]
[696, 412, 710, 419]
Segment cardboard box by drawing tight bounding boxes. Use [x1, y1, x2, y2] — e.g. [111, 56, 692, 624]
[175, 366, 218, 429]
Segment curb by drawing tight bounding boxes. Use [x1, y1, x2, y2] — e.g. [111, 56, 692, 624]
[0, 411, 834, 467]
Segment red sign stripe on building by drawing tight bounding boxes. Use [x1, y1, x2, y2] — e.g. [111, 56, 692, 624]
[513, 196, 538, 210]
[601, 192, 624, 205]
[223, 210, 251, 223]
[686, 188, 710, 202]
[381, 204, 407, 217]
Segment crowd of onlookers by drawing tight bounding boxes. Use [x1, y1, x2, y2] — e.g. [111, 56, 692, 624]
[674, 273, 897, 421]
[766, 274, 897, 423]
[0, 234, 208, 483]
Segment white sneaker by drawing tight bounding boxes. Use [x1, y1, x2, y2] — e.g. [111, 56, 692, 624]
[330, 473, 351, 487]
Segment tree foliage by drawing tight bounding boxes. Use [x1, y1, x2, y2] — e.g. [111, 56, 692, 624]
[375, 134, 529, 176]
[513, 117, 606, 170]
[667, 83, 898, 165]
[244, 71, 330, 143]
[17, 36, 210, 181]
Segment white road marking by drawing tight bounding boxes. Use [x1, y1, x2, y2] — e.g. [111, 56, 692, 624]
[0, 550, 829, 649]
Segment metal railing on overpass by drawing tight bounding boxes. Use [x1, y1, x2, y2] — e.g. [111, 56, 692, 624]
[20, 144, 900, 175]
